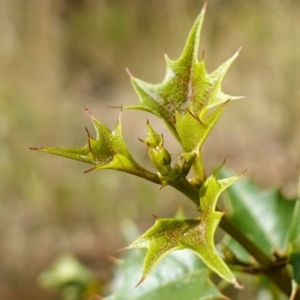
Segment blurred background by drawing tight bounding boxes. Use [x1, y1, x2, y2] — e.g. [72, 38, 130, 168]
[0, 0, 299, 299]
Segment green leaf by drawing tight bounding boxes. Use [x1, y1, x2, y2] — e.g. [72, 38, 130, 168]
[175, 103, 226, 155]
[124, 165, 242, 287]
[125, 4, 242, 139]
[31, 109, 157, 180]
[105, 249, 228, 300]
[220, 168, 296, 256]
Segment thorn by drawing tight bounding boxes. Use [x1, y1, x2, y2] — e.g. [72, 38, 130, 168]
[237, 46, 242, 53]
[159, 184, 167, 190]
[116, 246, 129, 253]
[135, 276, 145, 288]
[85, 107, 95, 120]
[222, 155, 228, 166]
[146, 119, 150, 125]
[233, 280, 244, 290]
[85, 127, 92, 152]
[164, 53, 169, 61]
[186, 108, 198, 120]
[103, 254, 121, 265]
[202, 1, 207, 12]
[202, 49, 205, 60]
[125, 68, 132, 77]
[28, 147, 42, 150]
[138, 137, 145, 143]
[152, 215, 158, 220]
[225, 99, 231, 105]
[107, 105, 122, 109]
[240, 168, 248, 176]
[84, 166, 96, 173]
[118, 106, 123, 119]
[223, 208, 230, 214]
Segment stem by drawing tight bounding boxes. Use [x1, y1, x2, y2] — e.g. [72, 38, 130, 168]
[132, 167, 200, 206]
[169, 179, 199, 205]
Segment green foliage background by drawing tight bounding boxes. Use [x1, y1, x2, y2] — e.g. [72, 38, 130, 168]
[0, 0, 299, 299]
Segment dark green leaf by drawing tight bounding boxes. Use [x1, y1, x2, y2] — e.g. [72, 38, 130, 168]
[220, 168, 296, 255]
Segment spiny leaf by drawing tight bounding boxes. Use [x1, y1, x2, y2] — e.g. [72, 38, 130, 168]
[105, 249, 229, 300]
[122, 218, 200, 285]
[123, 165, 242, 287]
[31, 109, 156, 180]
[125, 4, 242, 138]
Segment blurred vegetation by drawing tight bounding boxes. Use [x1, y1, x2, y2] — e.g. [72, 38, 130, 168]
[0, 0, 299, 299]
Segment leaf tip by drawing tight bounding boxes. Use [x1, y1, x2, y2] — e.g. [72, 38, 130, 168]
[232, 95, 247, 101]
[118, 106, 123, 119]
[85, 107, 95, 120]
[240, 168, 248, 176]
[29, 147, 42, 151]
[202, 1, 207, 12]
[116, 246, 129, 253]
[231, 47, 242, 61]
[233, 280, 244, 290]
[125, 67, 133, 78]
[135, 275, 146, 287]
[104, 254, 122, 265]
[83, 166, 96, 174]
[152, 214, 158, 220]
[106, 105, 122, 109]
[222, 155, 228, 166]
[159, 183, 167, 190]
